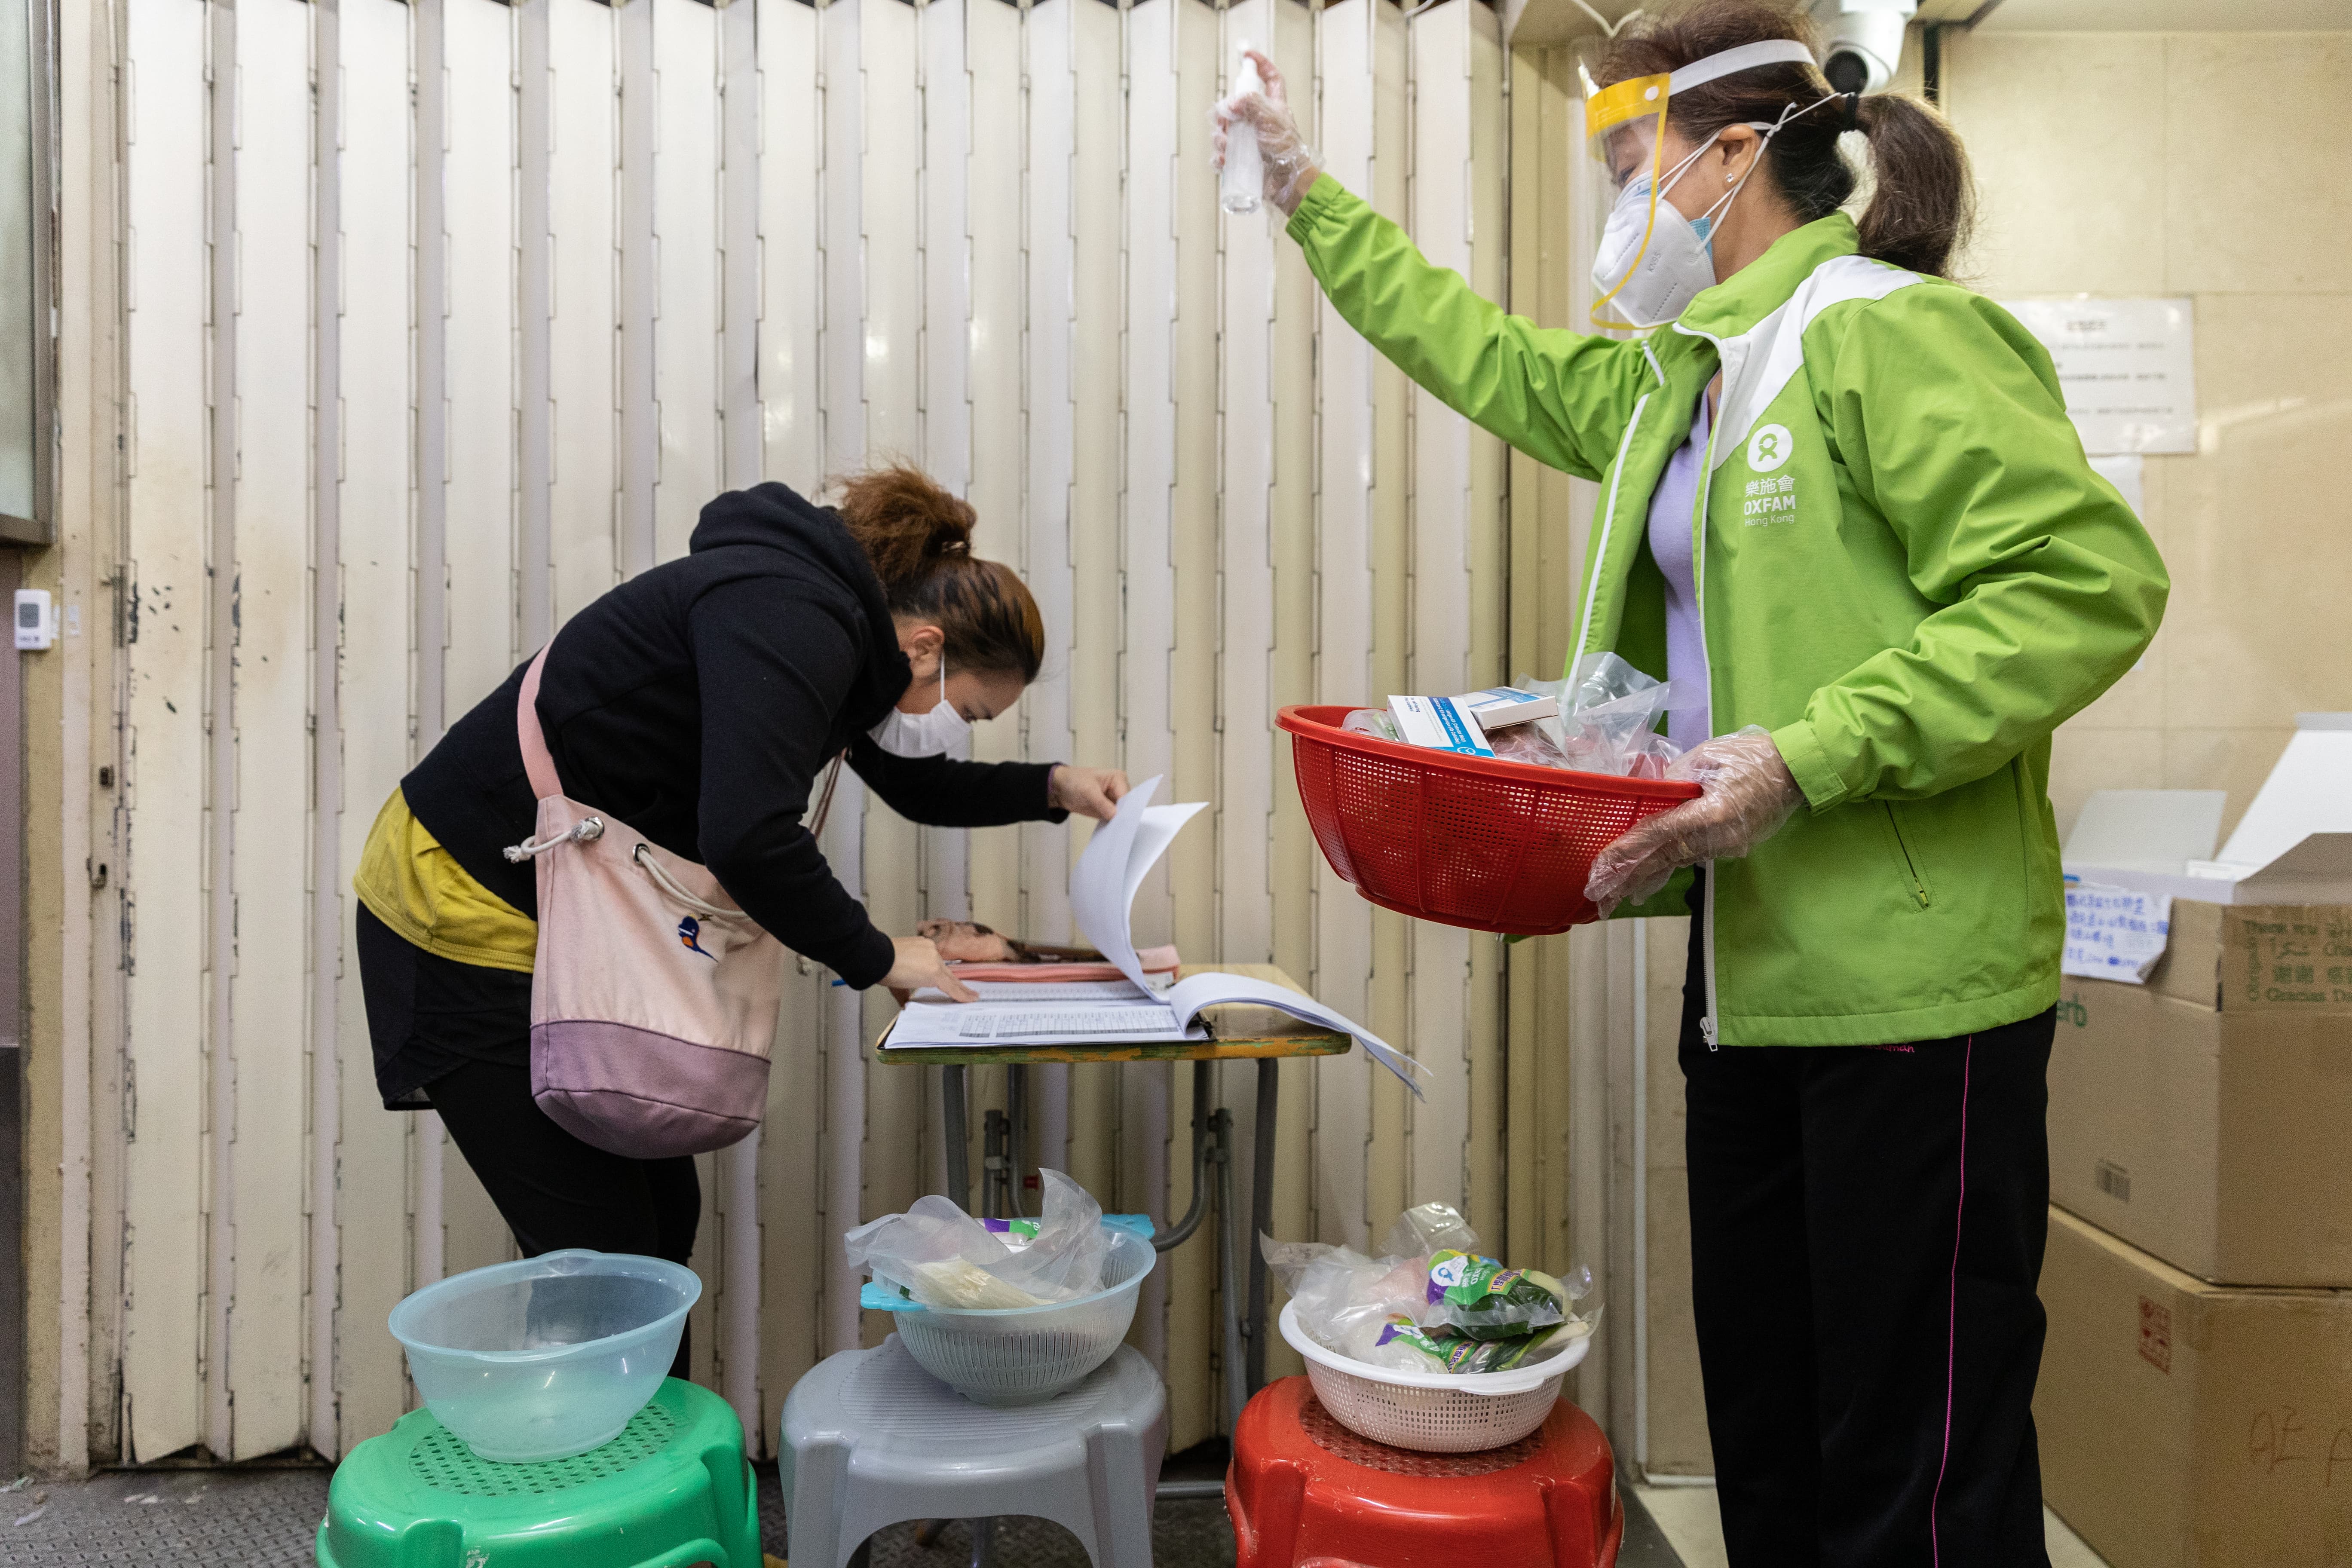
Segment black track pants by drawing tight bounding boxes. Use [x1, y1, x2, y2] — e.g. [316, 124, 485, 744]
[425, 1059, 701, 1382]
[358, 909, 702, 1379]
[1680, 881, 2055, 1566]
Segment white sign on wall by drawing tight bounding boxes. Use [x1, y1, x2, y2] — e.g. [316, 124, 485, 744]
[2001, 297, 2197, 456]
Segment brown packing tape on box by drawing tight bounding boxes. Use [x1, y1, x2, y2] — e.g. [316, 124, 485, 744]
[2036, 1208, 2352, 1568]
[2050, 979, 2352, 1286]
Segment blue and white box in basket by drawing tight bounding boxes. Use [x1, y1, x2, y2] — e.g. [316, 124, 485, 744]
[1456, 686, 1559, 732]
[1387, 695, 1494, 757]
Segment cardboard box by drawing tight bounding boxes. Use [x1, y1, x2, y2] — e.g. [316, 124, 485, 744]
[2051, 903, 2352, 1286]
[2036, 1208, 2352, 1568]
[2064, 714, 2352, 906]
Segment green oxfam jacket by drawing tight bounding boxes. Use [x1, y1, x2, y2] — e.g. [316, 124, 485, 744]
[1286, 176, 2168, 1047]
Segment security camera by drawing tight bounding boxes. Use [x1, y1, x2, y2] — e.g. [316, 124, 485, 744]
[1809, 0, 1917, 96]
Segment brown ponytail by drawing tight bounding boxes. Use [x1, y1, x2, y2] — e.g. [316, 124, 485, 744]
[834, 462, 1047, 683]
[1597, 0, 1975, 278]
[1850, 92, 1975, 278]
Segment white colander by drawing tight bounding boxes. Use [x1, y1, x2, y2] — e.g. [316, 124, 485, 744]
[892, 1228, 1157, 1407]
[1278, 1299, 1590, 1453]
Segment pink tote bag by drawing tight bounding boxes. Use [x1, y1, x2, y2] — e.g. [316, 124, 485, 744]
[503, 646, 782, 1158]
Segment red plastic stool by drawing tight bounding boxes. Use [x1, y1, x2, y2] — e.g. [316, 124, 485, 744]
[1227, 1376, 1622, 1568]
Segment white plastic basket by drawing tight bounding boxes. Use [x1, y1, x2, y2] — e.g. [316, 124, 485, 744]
[1278, 1299, 1589, 1453]
[892, 1228, 1157, 1407]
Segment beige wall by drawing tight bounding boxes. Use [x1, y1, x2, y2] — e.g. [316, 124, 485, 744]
[1945, 27, 2352, 844]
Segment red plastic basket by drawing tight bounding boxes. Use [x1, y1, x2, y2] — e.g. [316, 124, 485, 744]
[1277, 704, 1701, 935]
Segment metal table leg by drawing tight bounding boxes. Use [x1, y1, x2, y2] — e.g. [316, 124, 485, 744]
[941, 1065, 969, 1213]
[1245, 1056, 1278, 1395]
[1153, 1060, 1214, 1253]
[1006, 1063, 1028, 1216]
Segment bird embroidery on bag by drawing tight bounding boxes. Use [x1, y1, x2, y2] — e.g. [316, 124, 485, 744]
[678, 916, 717, 960]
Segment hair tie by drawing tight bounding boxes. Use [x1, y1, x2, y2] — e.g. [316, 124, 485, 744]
[1841, 91, 1862, 133]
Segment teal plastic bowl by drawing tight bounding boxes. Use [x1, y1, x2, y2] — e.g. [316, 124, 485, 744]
[387, 1249, 701, 1463]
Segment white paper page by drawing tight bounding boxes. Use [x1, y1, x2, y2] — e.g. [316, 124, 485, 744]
[1066, 775, 1208, 991]
[886, 997, 1193, 1047]
[910, 980, 1152, 1005]
[1163, 971, 1429, 1098]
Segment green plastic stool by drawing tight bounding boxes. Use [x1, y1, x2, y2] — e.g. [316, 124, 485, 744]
[318, 1377, 762, 1568]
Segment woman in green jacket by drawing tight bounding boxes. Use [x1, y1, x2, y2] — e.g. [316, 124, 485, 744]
[1219, 3, 2165, 1563]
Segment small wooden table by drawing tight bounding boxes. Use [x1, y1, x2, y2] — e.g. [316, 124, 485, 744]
[875, 963, 1348, 1396]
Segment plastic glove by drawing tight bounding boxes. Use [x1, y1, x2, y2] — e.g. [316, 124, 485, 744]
[1584, 728, 1805, 916]
[1209, 49, 1322, 216]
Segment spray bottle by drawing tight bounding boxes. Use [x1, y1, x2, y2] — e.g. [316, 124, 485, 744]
[1220, 43, 1264, 215]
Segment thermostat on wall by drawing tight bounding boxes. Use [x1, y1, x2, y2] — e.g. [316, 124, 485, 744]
[14, 588, 53, 650]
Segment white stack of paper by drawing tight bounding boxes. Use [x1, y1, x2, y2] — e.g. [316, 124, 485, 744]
[882, 777, 1427, 1095]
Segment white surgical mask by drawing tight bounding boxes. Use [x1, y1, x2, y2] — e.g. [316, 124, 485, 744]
[1590, 101, 1816, 330]
[868, 659, 971, 759]
[1591, 135, 1730, 329]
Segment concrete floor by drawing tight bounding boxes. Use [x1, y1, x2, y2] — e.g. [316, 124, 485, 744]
[0, 1462, 1240, 1567]
[0, 1453, 2101, 1566]
[0, 1453, 1688, 1567]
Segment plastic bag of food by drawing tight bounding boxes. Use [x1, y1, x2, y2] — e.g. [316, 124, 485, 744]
[1486, 723, 1570, 769]
[1381, 1200, 1484, 1260]
[1497, 655, 1684, 779]
[1420, 1251, 1574, 1339]
[843, 1169, 1109, 1310]
[1375, 1317, 1578, 1373]
[1265, 1201, 1598, 1375]
[1342, 707, 1402, 742]
[1261, 1237, 1436, 1372]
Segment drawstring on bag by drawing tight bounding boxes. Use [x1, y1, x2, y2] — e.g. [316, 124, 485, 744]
[505, 815, 605, 862]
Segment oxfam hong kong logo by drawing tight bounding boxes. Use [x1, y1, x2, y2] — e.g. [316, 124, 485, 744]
[1746, 423, 1793, 473]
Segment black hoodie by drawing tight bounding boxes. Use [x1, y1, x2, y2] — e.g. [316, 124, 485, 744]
[399, 481, 1063, 989]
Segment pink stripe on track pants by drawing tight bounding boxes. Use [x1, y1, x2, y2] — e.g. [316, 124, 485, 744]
[1675, 873, 2055, 1567]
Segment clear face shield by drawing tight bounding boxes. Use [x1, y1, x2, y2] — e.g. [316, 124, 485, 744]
[1580, 38, 1822, 331]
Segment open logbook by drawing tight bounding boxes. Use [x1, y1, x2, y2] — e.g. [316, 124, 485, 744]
[884, 777, 1425, 1095]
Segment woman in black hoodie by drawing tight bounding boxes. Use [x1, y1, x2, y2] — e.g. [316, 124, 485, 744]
[352, 466, 1125, 1304]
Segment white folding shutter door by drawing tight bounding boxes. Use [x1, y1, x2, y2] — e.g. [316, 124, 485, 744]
[88, 0, 1547, 1462]
[222, 0, 313, 1462]
[1307, 0, 1379, 1256]
[917, 0, 973, 956]
[546, 0, 620, 627]
[752, 0, 829, 1446]
[1402, 0, 1507, 1232]
[119, 0, 210, 1465]
[1025, 0, 1077, 1175]
[816, 0, 867, 1362]
[328, 0, 420, 1463]
[435, 0, 523, 1283]
[1065, 0, 1126, 1209]
[718, 0, 765, 1450]
[1121, 0, 1185, 1397]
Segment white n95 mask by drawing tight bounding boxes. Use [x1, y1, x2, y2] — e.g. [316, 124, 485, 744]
[868, 661, 971, 759]
[1590, 144, 1724, 331]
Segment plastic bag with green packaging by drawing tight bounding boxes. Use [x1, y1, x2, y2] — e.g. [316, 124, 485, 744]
[1262, 1200, 1597, 1376]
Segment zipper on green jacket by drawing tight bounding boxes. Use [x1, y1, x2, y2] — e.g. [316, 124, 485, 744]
[1689, 361, 1725, 1047]
[1574, 393, 1654, 665]
[1882, 802, 1933, 909]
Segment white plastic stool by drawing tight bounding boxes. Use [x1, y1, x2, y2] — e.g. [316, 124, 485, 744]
[781, 1334, 1167, 1568]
